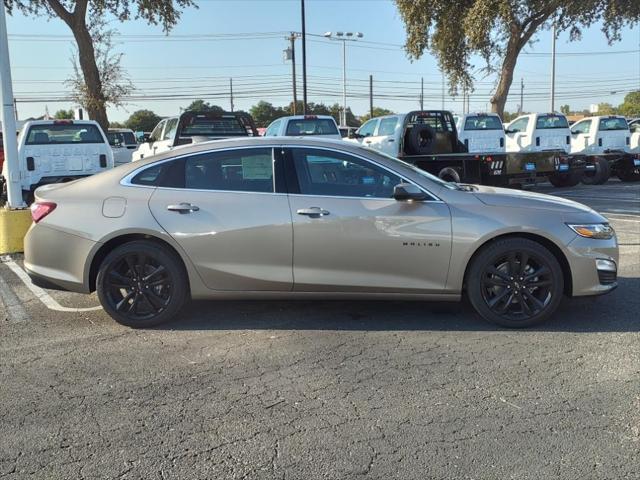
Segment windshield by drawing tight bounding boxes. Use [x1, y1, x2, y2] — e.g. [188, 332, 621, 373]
[181, 116, 249, 137]
[365, 148, 456, 190]
[598, 117, 629, 131]
[535, 115, 569, 129]
[464, 116, 503, 131]
[107, 131, 136, 146]
[25, 124, 104, 145]
[285, 118, 339, 136]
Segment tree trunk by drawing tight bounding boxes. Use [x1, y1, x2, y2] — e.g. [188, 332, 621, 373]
[70, 22, 109, 130]
[490, 34, 522, 119]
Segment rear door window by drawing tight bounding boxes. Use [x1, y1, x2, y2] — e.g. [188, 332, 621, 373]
[535, 115, 569, 129]
[184, 148, 274, 193]
[464, 116, 503, 130]
[285, 118, 339, 136]
[25, 123, 105, 145]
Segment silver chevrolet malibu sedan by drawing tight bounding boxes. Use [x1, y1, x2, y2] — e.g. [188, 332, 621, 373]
[24, 138, 618, 328]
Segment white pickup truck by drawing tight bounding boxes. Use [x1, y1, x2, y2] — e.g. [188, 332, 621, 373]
[505, 113, 571, 154]
[628, 118, 640, 153]
[454, 113, 505, 153]
[263, 115, 342, 140]
[570, 116, 631, 154]
[1, 119, 113, 202]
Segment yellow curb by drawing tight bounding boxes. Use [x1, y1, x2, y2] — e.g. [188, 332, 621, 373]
[0, 208, 32, 254]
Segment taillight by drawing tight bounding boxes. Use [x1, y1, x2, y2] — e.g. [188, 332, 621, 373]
[30, 202, 56, 223]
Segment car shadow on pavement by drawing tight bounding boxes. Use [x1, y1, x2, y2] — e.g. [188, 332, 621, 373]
[158, 276, 639, 333]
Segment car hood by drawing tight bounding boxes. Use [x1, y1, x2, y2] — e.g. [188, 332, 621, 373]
[472, 185, 599, 215]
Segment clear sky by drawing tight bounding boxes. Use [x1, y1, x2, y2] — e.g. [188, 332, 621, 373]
[5, 0, 640, 122]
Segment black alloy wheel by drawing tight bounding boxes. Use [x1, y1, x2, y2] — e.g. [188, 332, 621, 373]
[467, 238, 564, 328]
[97, 241, 188, 328]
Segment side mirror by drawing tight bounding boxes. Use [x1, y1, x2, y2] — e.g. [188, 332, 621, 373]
[505, 129, 515, 135]
[571, 131, 578, 135]
[393, 183, 427, 201]
[349, 131, 363, 139]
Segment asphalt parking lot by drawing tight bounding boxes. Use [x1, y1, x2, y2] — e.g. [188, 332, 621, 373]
[1, 181, 638, 479]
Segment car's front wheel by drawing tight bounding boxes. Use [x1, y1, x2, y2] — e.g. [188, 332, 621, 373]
[466, 238, 564, 328]
[96, 241, 188, 328]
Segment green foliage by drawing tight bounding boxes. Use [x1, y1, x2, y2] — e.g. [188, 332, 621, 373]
[124, 109, 162, 132]
[394, 0, 640, 115]
[560, 105, 571, 115]
[501, 111, 521, 123]
[53, 109, 74, 119]
[184, 100, 225, 114]
[596, 103, 617, 115]
[109, 121, 126, 128]
[359, 107, 395, 123]
[249, 101, 287, 127]
[618, 91, 640, 117]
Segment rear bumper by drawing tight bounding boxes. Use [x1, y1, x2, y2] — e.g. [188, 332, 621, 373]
[566, 235, 619, 297]
[23, 223, 97, 294]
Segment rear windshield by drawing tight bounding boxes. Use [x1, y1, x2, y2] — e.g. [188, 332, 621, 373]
[598, 117, 629, 131]
[25, 124, 104, 145]
[464, 116, 503, 131]
[107, 131, 136, 146]
[181, 116, 249, 137]
[535, 115, 569, 129]
[285, 118, 339, 136]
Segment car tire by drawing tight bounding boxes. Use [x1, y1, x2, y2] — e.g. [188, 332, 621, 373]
[438, 167, 461, 183]
[617, 166, 640, 182]
[548, 170, 581, 188]
[96, 241, 188, 328]
[581, 157, 610, 185]
[466, 238, 564, 328]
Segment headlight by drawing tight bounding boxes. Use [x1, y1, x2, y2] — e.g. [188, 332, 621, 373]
[567, 223, 614, 239]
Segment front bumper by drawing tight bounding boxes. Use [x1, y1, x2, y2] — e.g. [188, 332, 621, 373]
[566, 235, 619, 297]
[24, 223, 98, 294]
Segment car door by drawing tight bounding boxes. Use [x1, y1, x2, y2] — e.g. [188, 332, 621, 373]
[285, 146, 452, 293]
[153, 117, 179, 154]
[147, 147, 293, 291]
[134, 120, 165, 160]
[367, 116, 400, 155]
[570, 119, 592, 153]
[505, 117, 529, 152]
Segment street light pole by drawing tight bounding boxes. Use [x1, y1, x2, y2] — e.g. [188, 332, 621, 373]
[324, 31, 363, 127]
[550, 22, 556, 112]
[0, 2, 24, 208]
[300, 0, 308, 114]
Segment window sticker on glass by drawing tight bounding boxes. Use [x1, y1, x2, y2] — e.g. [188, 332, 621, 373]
[242, 155, 272, 179]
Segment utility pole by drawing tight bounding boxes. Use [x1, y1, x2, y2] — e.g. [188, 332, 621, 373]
[550, 22, 556, 112]
[519, 78, 524, 114]
[341, 39, 347, 126]
[229, 78, 234, 112]
[369, 74, 373, 120]
[462, 87, 466, 114]
[289, 34, 298, 115]
[300, 0, 308, 114]
[0, 2, 24, 208]
[420, 77, 424, 110]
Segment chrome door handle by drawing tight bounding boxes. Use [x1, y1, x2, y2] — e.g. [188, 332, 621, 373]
[297, 207, 330, 218]
[364, 140, 372, 144]
[167, 202, 200, 214]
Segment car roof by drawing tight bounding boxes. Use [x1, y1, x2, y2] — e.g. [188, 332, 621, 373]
[278, 115, 336, 121]
[24, 119, 100, 126]
[108, 128, 134, 133]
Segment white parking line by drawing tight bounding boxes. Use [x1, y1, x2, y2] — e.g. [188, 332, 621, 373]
[2, 257, 102, 312]
[0, 273, 30, 323]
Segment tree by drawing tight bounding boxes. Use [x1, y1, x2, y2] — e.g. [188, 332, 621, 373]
[560, 104, 571, 115]
[124, 110, 161, 132]
[54, 109, 74, 119]
[394, 1, 640, 117]
[249, 101, 286, 127]
[5, 0, 196, 130]
[596, 102, 617, 115]
[359, 107, 395, 123]
[618, 90, 640, 117]
[66, 26, 133, 120]
[184, 100, 225, 113]
[327, 103, 360, 127]
[109, 121, 125, 128]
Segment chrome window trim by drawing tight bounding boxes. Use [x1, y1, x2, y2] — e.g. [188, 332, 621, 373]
[120, 145, 280, 193]
[120, 143, 443, 202]
[284, 144, 442, 202]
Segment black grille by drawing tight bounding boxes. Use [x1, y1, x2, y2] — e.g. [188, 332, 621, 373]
[598, 270, 617, 285]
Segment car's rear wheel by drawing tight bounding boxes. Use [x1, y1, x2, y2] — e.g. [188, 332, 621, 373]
[466, 238, 564, 328]
[617, 166, 640, 182]
[548, 170, 581, 188]
[96, 241, 188, 328]
[581, 157, 610, 185]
